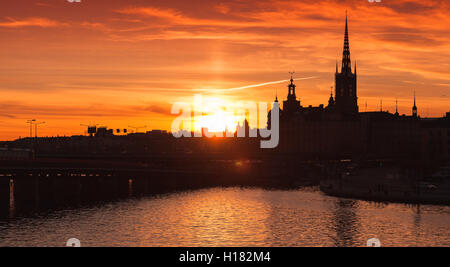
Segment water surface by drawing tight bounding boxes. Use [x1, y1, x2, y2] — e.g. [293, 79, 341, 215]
[0, 187, 449, 247]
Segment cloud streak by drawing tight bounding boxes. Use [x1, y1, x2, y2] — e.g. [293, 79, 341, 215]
[0, 17, 66, 28]
[193, 77, 318, 92]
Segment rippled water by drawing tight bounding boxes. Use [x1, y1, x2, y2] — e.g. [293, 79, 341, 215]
[0, 187, 449, 247]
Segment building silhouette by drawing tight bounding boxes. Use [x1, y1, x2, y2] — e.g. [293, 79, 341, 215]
[335, 14, 358, 115]
[268, 15, 449, 164]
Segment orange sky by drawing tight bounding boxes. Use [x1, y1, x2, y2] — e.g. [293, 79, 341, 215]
[0, 0, 449, 140]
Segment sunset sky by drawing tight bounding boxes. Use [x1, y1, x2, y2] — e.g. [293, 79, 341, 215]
[0, 0, 449, 140]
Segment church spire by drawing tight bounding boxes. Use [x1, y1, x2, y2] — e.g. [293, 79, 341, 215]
[328, 86, 335, 107]
[288, 71, 296, 98]
[395, 98, 399, 116]
[334, 12, 358, 114]
[412, 90, 418, 117]
[342, 12, 352, 74]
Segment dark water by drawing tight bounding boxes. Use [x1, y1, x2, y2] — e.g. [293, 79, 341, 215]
[0, 187, 449, 247]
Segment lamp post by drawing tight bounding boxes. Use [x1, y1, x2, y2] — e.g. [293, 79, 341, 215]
[26, 119, 36, 138]
[34, 121, 46, 138]
[26, 119, 36, 150]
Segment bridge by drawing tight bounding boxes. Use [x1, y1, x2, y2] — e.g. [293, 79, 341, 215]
[0, 157, 325, 217]
[0, 165, 231, 217]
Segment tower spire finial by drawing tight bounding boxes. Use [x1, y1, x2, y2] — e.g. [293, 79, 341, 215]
[342, 12, 351, 73]
[328, 86, 335, 107]
[346, 10, 348, 29]
[412, 90, 418, 117]
[395, 97, 399, 115]
[288, 71, 295, 87]
[289, 71, 295, 81]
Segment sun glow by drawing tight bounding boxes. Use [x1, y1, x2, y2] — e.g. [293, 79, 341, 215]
[198, 112, 239, 133]
[193, 96, 243, 134]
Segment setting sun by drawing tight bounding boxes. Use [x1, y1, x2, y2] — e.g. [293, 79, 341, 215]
[197, 113, 239, 133]
[193, 97, 242, 133]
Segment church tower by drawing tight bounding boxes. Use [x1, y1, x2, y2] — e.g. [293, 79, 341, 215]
[412, 91, 418, 117]
[283, 73, 301, 115]
[335, 13, 358, 114]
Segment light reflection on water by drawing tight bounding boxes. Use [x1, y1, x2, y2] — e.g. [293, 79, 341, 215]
[0, 187, 449, 247]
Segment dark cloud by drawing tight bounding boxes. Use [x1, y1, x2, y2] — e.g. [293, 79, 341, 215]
[140, 104, 175, 116]
[0, 101, 171, 118]
[374, 33, 443, 46]
[387, 1, 438, 14]
[0, 114, 16, 119]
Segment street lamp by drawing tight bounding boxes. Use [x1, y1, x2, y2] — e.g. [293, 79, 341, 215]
[26, 119, 36, 138]
[34, 121, 46, 138]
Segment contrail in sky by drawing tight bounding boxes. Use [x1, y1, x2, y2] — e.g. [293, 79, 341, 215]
[194, 76, 318, 92]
